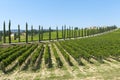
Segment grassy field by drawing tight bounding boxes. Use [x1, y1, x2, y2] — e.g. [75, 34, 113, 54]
[0, 28, 98, 43]
[0, 29, 120, 80]
[0, 30, 63, 43]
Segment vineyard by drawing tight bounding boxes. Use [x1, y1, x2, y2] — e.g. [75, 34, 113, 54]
[0, 28, 120, 80]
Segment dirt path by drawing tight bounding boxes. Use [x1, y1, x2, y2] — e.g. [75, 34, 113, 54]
[49, 44, 57, 68]
[20, 45, 39, 71]
[53, 43, 78, 79]
[32, 44, 66, 80]
[36, 44, 50, 80]
[103, 58, 120, 69]
[80, 58, 99, 73]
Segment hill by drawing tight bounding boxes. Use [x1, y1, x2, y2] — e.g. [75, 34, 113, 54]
[0, 29, 120, 80]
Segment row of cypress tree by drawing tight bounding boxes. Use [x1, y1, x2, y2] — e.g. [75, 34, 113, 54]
[0, 21, 117, 44]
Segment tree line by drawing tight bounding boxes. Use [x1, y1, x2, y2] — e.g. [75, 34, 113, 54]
[0, 20, 117, 44]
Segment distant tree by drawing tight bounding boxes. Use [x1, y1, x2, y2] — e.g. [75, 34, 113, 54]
[86, 28, 88, 36]
[81, 28, 83, 37]
[78, 28, 80, 37]
[69, 26, 71, 39]
[0, 31, 2, 41]
[62, 26, 63, 39]
[73, 27, 77, 38]
[18, 25, 20, 42]
[74, 27, 78, 30]
[87, 28, 89, 36]
[84, 28, 86, 36]
[56, 26, 58, 40]
[67, 28, 69, 38]
[8, 20, 11, 43]
[31, 25, 33, 41]
[49, 27, 51, 41]
[113, 25, 117, 29]
[41, 26, 43, 40]
[26, 22, 28, 43]
[3, 21, 6, 43]
[72, 27, 73, 38]
[74, 27, 76, 38]
[64, 25, 66, 40]
[39, 25, 41, 42]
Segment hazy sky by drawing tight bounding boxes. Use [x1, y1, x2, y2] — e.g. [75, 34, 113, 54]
[0, 0, 120, 30]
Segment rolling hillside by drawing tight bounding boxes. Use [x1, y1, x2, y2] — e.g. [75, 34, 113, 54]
[0, 29, 120, 80]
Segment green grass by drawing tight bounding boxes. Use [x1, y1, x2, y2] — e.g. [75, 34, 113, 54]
[0, 29, 96, 43]
[0, 30, 63, 43]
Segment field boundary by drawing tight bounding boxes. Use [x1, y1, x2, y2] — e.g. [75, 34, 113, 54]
[1, 28, 118, 45]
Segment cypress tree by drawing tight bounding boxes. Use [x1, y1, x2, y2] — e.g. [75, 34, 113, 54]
[75, 27, 77, 38]
[56, 26, 58, 40]
[81, 28, 83, 37]
[3, 21, 6, 43]
[39, 25, 41, 42]
[49, 27, 51, 41]
[86, 28, 88, 36]
[84, 28, 86, 36]
[83, 28, 84, 37]
[76, 28, 78, 37]
[74, 27, 75, 38]
[87, 28, 89, 36]
[68, 26, 70, 38]
[41, 26, 43, 40]
[26, 23, 28, 43]
[64, 25, 66, 40]
[78, 28, 80, 37]
[62, 26, 63, 39]
[72, 27, 73, 38]
[0, 31, 2, 41]
[8, 20, 11, 43]
[69, 26, 71, 39]
[67, 28, 68, 38]
[31, 25, 33, 41]
[18, 25, 20, 42]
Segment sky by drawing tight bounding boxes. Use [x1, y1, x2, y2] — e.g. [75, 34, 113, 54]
[0, 0, 120, 30]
